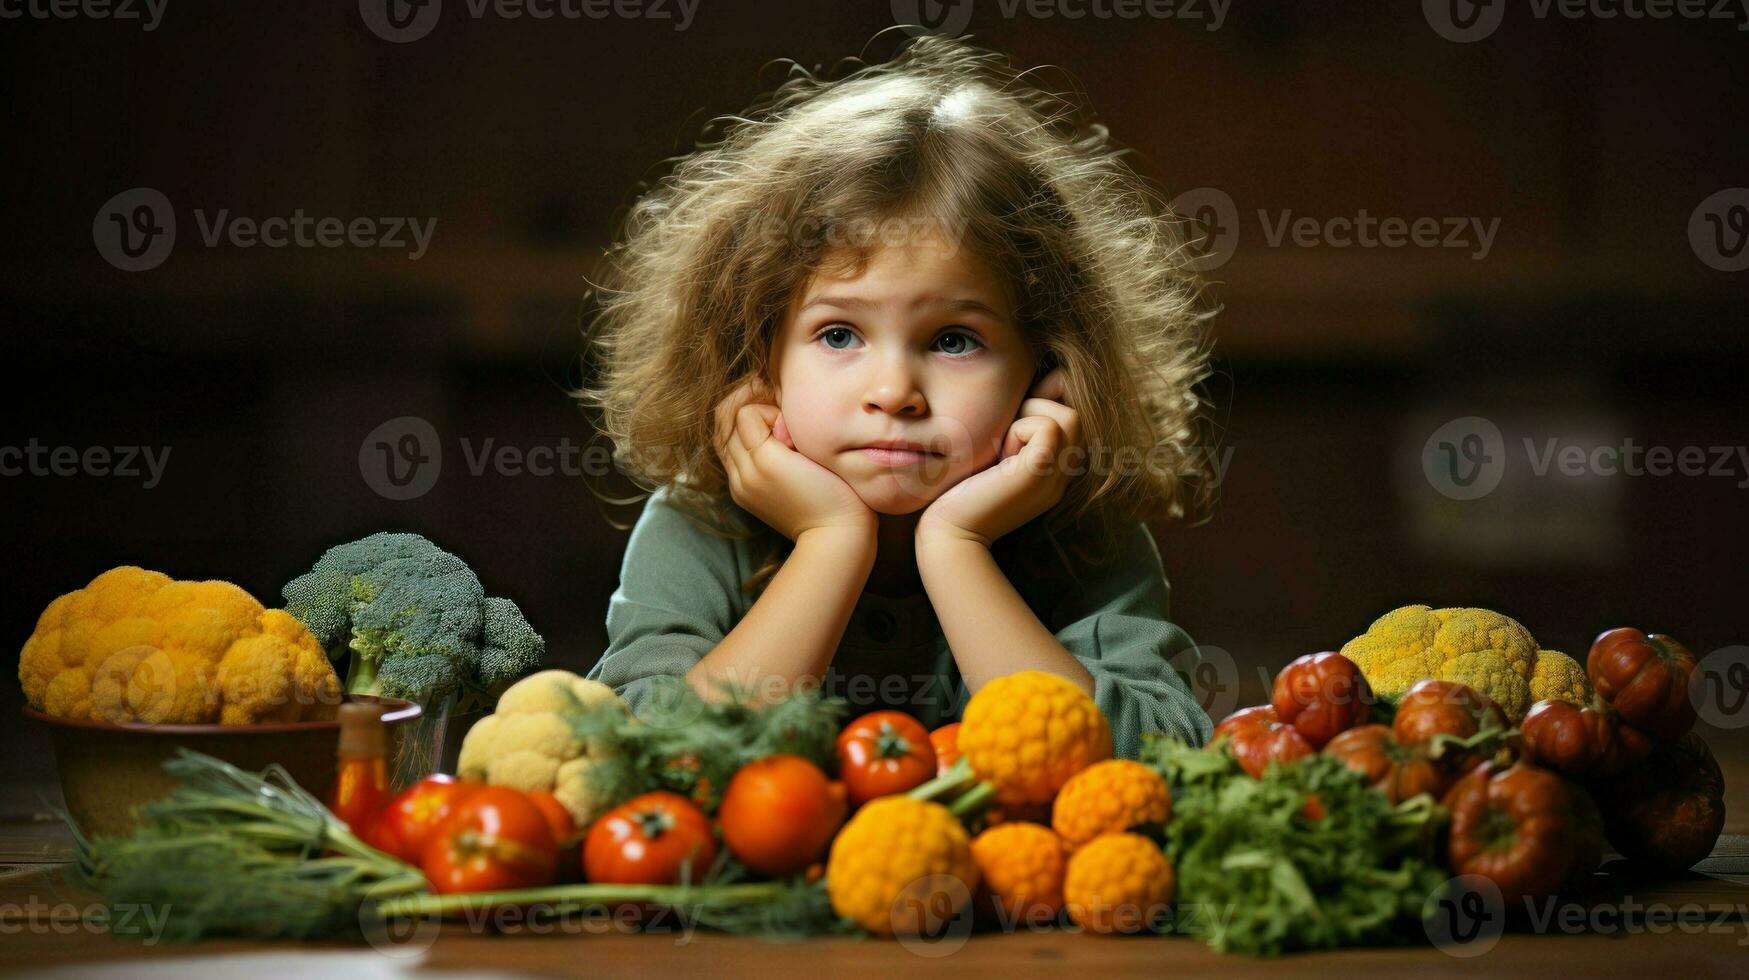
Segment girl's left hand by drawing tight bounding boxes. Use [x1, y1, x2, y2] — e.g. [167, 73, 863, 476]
[916, 367, 1083, 549]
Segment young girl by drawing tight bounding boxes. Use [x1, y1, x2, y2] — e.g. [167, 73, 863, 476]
[575, 35, 1218, 760]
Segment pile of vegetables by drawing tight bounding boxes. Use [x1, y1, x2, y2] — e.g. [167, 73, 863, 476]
[40, 581, 1730, 956]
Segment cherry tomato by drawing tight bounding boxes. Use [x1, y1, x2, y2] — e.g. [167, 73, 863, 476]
[584, 791, 718, 886]
[421, 786, 558, 894]
[372, 774, 482, 865]
[930, 723, 962, 776]
[719, 755, 848, 878]
[1270, 651, 1372, 748]
[836, 710, 937, 806]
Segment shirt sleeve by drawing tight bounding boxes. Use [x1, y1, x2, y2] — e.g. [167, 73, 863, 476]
[585, 486, 747, 718]
[1045, 521, 1214, 759]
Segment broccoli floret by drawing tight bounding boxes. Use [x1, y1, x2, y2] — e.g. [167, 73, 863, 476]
[282, 532, 435, 655]
[280, 532, 544, 711]
[464, 596, 546, 712]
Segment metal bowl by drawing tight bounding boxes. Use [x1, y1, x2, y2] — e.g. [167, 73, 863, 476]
[24, 695, 423, 840]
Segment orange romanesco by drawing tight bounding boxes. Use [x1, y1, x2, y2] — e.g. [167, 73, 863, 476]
[20, 565, 341, 725]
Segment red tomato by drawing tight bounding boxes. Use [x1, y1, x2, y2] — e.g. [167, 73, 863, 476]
[1588, 627, 1699, 738]
[584, 791, 719, 886]
[526, 790, 577, 844]
[719, 755, 847, 877]
[1211, 705, 1315, 779]
[372, 774, 482, 865]
[1270, 652, 1373, 748]
[930, 723, 962, 776]
[527, 790, 583, 884]
[421, 786, 558, 894]
[836, 710, 937, 806]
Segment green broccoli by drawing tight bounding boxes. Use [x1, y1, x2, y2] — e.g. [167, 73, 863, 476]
[282, 532, 544, 713]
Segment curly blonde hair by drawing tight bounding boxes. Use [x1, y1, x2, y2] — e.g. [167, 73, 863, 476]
[575, 33, 1222, 598]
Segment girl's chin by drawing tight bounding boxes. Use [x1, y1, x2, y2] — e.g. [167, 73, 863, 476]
[846, 474, 939, 515]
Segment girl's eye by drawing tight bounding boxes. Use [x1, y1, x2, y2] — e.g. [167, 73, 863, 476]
[935, 331, 982, 356]
[814, 326, 984, 356]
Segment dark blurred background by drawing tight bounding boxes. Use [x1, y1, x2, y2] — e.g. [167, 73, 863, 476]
[2, 1, 1745, 820]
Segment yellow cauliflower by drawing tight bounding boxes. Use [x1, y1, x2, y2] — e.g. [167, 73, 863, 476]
[457, 668, 629, 827]
[1339, 605, 1590, 722]
[19, 566, 340, 725]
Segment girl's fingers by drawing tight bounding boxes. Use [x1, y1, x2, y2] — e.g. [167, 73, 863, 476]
[714, 381, 751, 453]
[1028, 366, 1069, 405]
[736, 403, 779, 461]
[1018, 397, 1081, 449]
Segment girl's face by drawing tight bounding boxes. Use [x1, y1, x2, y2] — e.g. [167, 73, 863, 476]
[770, 228, 1039, 515]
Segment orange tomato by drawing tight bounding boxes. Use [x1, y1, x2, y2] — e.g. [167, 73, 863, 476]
[719, 755, 847, 877]
[929, 723, 962, 776]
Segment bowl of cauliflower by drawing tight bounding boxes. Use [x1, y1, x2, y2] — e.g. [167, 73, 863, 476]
[17, 565, 427, 839]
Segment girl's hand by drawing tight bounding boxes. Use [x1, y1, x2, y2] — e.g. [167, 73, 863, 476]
[714, 377, 879, 542]
[915, 368, 1083, 549]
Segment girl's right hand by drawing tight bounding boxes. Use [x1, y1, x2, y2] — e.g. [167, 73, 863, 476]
[714, 378, 879, 543]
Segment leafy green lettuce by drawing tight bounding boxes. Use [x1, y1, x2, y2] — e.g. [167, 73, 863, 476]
[1140, 734, 1449, 956]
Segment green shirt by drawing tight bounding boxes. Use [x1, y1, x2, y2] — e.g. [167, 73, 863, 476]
[585, 485, 1213, 759]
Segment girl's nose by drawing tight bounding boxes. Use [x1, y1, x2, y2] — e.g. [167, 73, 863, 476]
[863, 357, 926, 416]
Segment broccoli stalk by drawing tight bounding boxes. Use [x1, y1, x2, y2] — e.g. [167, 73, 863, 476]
[281, 532, 545, 714]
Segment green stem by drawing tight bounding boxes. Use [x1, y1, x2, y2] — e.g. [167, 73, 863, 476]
[372, 882, 786, 919]
[908, 757, 976, 803]
[946, 781, 996, 820]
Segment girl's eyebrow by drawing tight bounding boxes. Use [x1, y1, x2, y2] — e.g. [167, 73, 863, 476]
[797, 294, 1004, 320]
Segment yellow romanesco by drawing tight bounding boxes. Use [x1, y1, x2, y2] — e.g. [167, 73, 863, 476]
[20, 566, 340, 725]
[1339, 605, 1591, 722]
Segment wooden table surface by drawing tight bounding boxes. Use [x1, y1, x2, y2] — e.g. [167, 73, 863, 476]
[1, 816, 1746, 980]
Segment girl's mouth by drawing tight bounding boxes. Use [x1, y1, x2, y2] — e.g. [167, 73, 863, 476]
[856, 447, 938, 466]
